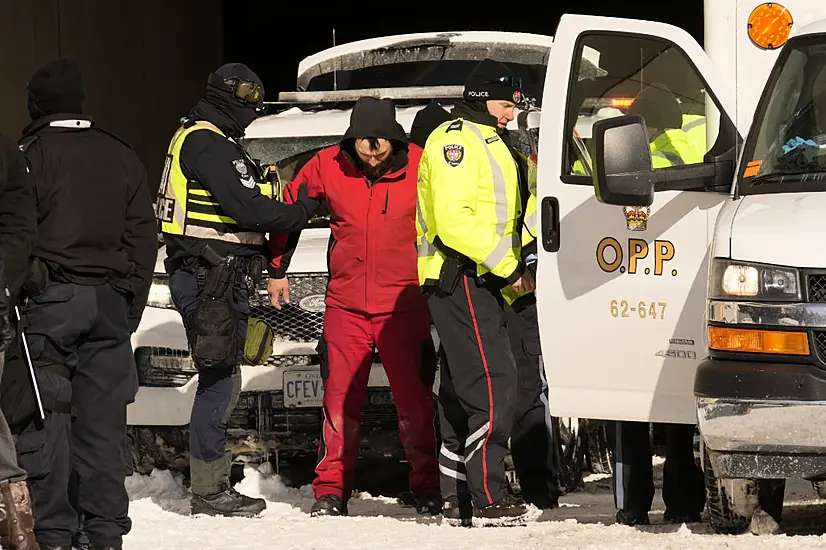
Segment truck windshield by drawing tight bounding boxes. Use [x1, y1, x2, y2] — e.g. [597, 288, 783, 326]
[742, 35, 826, 193]
[244, 136, 341, 227]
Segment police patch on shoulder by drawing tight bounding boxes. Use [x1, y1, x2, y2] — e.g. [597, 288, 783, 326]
[485, 136, 500, 144]
[443, 144, 464, 167]
[232, 159, 256, 188]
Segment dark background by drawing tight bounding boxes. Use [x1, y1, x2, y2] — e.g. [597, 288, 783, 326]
[0, 0, 704, 186]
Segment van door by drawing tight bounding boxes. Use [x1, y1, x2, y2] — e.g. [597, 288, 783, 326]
[536, 15, 740, 424]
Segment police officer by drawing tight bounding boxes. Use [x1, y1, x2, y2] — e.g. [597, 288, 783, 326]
[412, 99, 561, 512]
[610, 84, 706, 526]
[417, 59, 533, 524]
[16, 58, 157, 550]
[0, 132, 38, 550]
[157, 63, 318, 518]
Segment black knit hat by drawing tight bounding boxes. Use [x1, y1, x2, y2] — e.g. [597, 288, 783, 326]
[463, 59, 524, 104]
[27, 58, 85, 119]
[342, 97, 407, 143]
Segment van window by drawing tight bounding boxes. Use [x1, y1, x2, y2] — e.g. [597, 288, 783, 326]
[740, 36, 826, 194]
[562, 33, 728, 184]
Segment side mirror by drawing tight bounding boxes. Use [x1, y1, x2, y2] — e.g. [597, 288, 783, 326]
[592, 115, 655, 207]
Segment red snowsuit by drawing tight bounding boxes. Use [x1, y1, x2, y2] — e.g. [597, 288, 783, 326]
[269, 121, 439, 502]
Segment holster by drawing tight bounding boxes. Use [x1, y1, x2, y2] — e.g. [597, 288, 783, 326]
[436, 256, 464, 295]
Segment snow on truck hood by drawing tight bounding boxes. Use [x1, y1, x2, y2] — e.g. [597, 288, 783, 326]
[729, 193, 826, 268]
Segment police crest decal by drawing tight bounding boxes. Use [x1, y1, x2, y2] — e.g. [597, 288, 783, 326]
[443, 144, 464, 167]
[233, 159, 256, 188]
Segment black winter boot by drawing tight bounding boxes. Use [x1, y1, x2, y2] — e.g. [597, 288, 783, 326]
[191, 485, 266, 518]
[414, 494, 442, 515]
[310, 494, 347, 517]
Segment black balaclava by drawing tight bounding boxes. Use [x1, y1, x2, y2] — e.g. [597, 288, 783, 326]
[27, 58, 85, 121]
[195, 63, 264, 138]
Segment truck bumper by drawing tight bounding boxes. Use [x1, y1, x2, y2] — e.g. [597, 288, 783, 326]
[695, 358, 826, 479]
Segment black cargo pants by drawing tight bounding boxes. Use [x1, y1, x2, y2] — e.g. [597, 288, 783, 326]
[15, 282, 138, 548]
[168, 265, 247, 497]
[426, 274, 517, 508]
[505, 299, 561, 507]
[611, 421, 706, 518]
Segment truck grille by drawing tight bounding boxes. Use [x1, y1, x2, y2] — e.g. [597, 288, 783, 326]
[814, 331, 826, 363]
[250, 274, 328, 342]
[808, 274, 826, 303]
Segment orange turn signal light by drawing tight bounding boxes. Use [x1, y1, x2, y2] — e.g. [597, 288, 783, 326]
[748, 2, 794, 50]
[709, 326, 809, 355]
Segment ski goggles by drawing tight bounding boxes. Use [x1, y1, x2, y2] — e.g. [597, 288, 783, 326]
[496, 75, 522, 89]
[207, 73, 264, 107]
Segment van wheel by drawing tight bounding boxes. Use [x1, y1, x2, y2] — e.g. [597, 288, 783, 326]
[585, 420, 613, 475]
[812, 480, 826, 499]
[553, 417, 586, 493]
[704, 449, 785, 534]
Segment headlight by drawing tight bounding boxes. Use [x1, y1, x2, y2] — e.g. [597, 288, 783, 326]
[146, 275, 175, 309]
[709, 259, 800, 301]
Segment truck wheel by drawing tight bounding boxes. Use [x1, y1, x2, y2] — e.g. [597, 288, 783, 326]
[553, 417, 586, 493]
[128, 426, 190, 475]
[585, 420, 613, 475]
[704, 449, 785, 534]
[812, 480, 826, 499]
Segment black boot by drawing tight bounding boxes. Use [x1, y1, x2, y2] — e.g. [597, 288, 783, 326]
[191, 485, 266, 518]
[414, 494, 442, 515]
[663, 510, 701, 524]
[310, 494, 347, 517]
[472, 495, 535, 526]
[442, 497, 473, 527]
[616, 509, 650, 526]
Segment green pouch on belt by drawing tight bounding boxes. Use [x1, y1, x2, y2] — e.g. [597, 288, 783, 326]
[244, 317, 274, 365]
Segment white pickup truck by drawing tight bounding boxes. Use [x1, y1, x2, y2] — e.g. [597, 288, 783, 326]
[126, 31, 558, 481]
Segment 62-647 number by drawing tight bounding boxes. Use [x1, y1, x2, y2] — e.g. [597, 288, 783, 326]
[610, 300, 666, 320]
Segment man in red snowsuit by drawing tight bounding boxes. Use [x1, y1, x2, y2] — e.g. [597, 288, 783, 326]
[267, 97, 440, 517]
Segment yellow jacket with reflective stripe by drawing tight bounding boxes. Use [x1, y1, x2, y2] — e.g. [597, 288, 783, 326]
[500, 152, 538, 305]
[650, 128, 704, 168]
[416, 118, 522, 286]
[681, 114, 706, 157]
[156, 121, 273, 245]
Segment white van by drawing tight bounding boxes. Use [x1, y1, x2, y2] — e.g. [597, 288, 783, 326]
[536, 0, 826, 533]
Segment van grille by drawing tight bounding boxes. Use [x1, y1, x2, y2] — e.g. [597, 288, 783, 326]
[807, 275, 826, 303]
[250, 274, 328, 342]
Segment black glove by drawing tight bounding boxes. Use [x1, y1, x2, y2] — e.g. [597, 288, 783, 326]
[295, 182, 321, 218]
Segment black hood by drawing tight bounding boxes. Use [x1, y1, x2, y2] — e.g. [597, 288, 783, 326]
[27, 58, 85, 121]
[341, 97, 408, 144]
[410, 101, 452, 148]
[190, 63, 264, 138]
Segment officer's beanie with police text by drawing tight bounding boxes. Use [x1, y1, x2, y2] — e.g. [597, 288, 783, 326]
[463, 59, 523, 103]
[27, 58, 85, 116]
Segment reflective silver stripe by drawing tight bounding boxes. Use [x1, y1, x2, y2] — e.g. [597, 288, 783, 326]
[464, 438, 486, 463]
[440, 445, 464, 464]
[523, 211, 537, 237]
[682, 118, 705, 133]
[652, 150, 685, 166]
[416, 194, 437, 258]
[709, 300, 826, 328]
[462, 122, 511, 272]
[439, 464, 468, 481]
[466, 421, 490, 450]
[184, 225, 265, 245]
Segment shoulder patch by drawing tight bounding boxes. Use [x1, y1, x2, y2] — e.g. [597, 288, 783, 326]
[485, 135, 500, 144]
[233, 159, 257, 188]
[446, 120, 463, 132]
[443, 144, 464, 167]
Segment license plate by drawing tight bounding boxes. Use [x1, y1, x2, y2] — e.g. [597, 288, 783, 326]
[283, 369, 324, 408]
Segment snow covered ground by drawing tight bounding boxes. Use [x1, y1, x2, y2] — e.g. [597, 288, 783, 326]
[121, 460, 826, 549]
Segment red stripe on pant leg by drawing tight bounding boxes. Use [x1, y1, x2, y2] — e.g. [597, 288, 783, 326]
[463, 275, 495, 504]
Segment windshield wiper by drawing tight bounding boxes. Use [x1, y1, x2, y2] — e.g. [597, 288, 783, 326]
[749, 171, 818, 186]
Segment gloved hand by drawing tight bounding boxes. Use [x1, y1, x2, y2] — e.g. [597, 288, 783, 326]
[295, 182, 321, 218]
